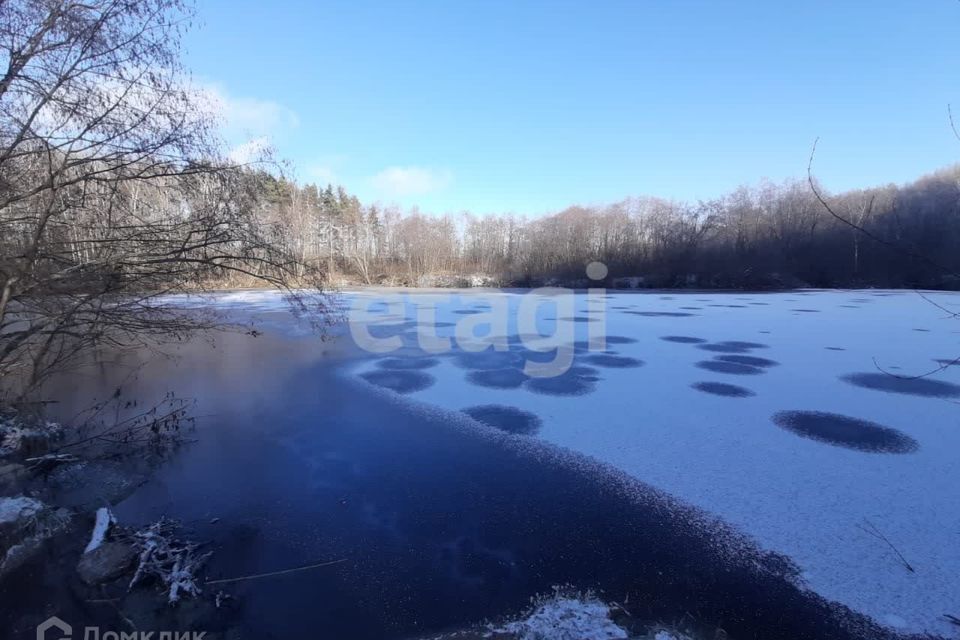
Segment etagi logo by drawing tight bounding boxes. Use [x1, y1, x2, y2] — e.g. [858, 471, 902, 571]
[348, 262, 612, 378]
[37, 617, 71, 640]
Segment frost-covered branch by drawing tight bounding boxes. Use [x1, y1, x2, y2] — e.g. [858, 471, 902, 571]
[127, 518, 210, 604]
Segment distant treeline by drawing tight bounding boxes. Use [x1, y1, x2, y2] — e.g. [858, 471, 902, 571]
[253, 165, 960, 289]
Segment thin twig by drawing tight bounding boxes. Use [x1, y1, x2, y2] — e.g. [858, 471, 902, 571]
[949, 104, 960, 144]
[809, 141, 960, 382]
[871, 355, 960, 382]
[205, 558, 348, 585]
[913, 289, 960, 319]
[857, 518, 915, 573]
[807, 139, 959, 278]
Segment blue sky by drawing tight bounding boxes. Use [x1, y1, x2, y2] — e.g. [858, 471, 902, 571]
[185, 1, 960, 216]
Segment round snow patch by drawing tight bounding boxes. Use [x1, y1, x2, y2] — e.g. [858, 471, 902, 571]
[841, 373, 960, 398]
[582, 354, 644, 368]
[377, 357, 439, 371]
[692, 382, 756, 398]
[360, 370, 435, 394]
[462, 405, 542, 435]
[715, 355, 779, 368]
[773, 411, 918, 454]
[660, 336, 707, 344]
[467, 368, 529, 389]
[695, 360, 765, 375]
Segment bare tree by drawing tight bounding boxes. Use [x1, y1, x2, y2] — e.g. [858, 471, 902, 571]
[0, 0, 327, 401]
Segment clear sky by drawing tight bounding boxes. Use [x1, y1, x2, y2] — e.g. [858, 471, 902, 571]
[184, 0, 960, 216]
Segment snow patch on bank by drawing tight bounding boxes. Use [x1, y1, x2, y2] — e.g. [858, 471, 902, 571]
[0, 495, 44, 524]
[84, 507, 116, 553]
[492, 592, 627, 640]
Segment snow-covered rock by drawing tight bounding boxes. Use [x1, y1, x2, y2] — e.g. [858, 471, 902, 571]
[0, 495, 70, 579]
[0, 418, 64, 457]
[0, 496, 44, 531]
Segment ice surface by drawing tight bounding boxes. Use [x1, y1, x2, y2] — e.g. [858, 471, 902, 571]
[344, 289, 960, 637]
[181, 287, 960, 636]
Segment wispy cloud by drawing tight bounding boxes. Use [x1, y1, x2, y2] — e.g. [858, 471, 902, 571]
[195, 82, 299, 164]
[305, 164, 338, 184]
[199, 83, 300, 135]
[370, 166, 453, 197]
[227, 136, 272, 164]
[302, 154, 349, 185]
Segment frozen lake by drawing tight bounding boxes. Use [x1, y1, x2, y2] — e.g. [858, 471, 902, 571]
[340, 287, 960, 638]
[19, 288, 959, 639]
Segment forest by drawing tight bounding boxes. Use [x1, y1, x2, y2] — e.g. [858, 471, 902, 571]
[252, 165, 960, 290]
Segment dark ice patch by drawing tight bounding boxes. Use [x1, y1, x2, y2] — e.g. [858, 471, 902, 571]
[463, 405, 542, 435]
[377, 357, 440, 370]
[452, 350, 525, 371]
[360, 370, 435, 394]
[582, 354, 644, 368]
[722, 341, 768, 349]
[841, 373, 960, 398]
[625, 311, 696, 317]
[716, 355, 779, 368]
[467, 368, 529, 389]
[697, 341, 769, 354]
[660, 336, 707, 344]
[387, 345, 438, 359]
[692, 382, 756, 398]
[366, 321, 419, 339]
[695, 360, 765, 375]
[524, 366, 599, 396]
[773, 411, 918, 454]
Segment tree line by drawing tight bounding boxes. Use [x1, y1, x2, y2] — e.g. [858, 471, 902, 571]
[252, 165, 960, 290]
